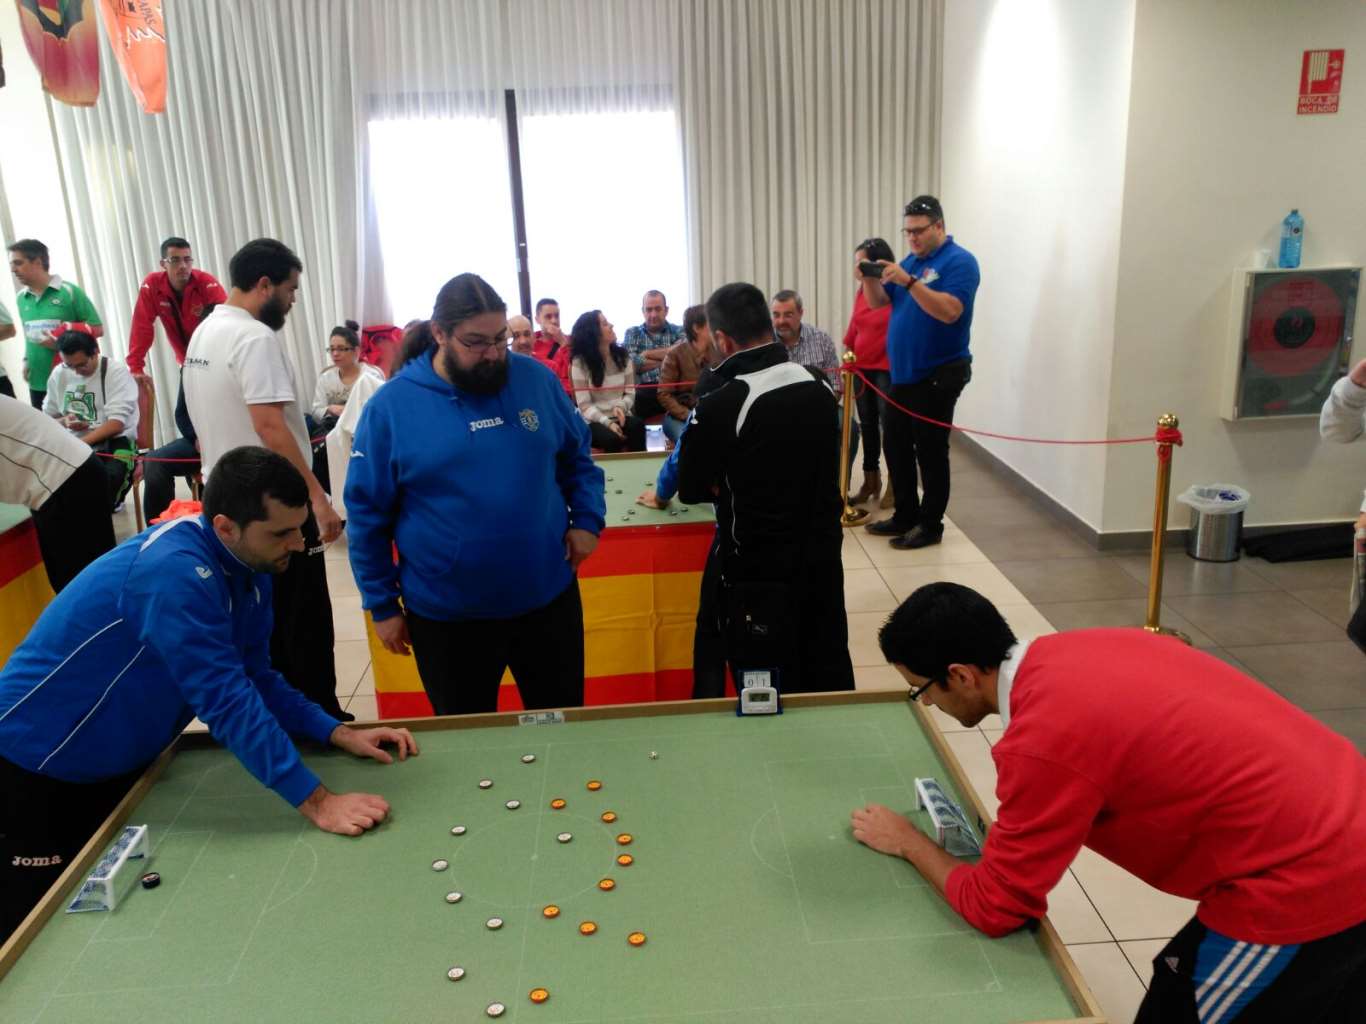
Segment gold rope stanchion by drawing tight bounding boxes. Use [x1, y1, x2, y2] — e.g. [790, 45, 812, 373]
[839, 352, 870, 528]
[1144, 413, 1189, 643]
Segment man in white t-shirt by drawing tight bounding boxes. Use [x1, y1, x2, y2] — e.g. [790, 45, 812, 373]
[184, 238, 349, 721]
[42, 328, 139, 510]
[0, 395, 116, 591]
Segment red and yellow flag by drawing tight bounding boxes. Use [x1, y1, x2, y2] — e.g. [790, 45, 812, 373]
[16, 0, 100, 107]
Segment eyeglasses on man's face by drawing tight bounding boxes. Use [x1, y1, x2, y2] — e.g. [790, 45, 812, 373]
[903, 223, 939, 240]
[452, 332, 507, 354]
[907, 677, 940, 703]
[163, 256, 194, 267]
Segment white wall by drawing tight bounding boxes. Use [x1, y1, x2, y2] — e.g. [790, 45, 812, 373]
[0, 1, 82, 385]
[942, 0, 1137, 529]
[1104, 0, 1366, 531]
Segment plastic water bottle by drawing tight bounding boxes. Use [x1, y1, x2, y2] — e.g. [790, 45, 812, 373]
[1278, 209, 1303, 268]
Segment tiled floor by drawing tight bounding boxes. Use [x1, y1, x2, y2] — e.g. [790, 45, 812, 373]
[115, 443, 1365, 1023]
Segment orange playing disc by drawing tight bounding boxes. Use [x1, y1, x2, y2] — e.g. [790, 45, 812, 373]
[549, 798, 566, 810]
[628, 932, 647, 946]
[578, 921, 598, 935]
[601, 811, 618, 823]
[617, 854, 634, 866]
[542, 905, 560, 918]
[586, 780, 603, 791]
[529, 988, 550, 1004]
[616, 833, 633, 846]
[597, 878, 616, 891]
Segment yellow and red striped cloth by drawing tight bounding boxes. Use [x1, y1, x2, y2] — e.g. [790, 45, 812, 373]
[0, 509, 54, 665]
[370, 519, 715, 718]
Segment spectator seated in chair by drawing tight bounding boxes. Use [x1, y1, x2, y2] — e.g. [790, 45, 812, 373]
[43, 328, 139, 512]
[569, 309, 646, 453]
[658, 303, 720, 449]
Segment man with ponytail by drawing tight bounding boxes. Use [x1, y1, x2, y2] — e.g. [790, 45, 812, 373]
[345, 274, 606, 716]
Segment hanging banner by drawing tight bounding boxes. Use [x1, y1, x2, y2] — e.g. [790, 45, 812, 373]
[97, 0, 166, 114]
[15, 0, 101, 107]
[1297, 48, 1344, 115]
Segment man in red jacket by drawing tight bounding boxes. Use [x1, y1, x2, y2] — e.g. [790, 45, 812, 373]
[126, 236, 227, 381]
[852, 583, 1366, 1022]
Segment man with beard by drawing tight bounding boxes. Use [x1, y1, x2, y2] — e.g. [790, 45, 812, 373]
[184, 238, 349, 720]
[344, 273, 606, 715]
[0, 447, 419, 944]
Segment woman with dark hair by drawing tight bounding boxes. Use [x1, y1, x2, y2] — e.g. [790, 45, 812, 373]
[845, 237, 895, 506]
[311, 320, 384, 432]
[344, 273, 606, 716]
[569, 309, 646, 452]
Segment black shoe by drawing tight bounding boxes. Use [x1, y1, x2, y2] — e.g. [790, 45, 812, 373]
[889, 526, 944, 550]
[865, 518, 910, 536]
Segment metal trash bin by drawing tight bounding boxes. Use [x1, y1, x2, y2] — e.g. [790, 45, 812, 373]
[1177, 485, 1250, 562]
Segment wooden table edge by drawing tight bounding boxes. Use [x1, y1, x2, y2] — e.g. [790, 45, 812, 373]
[1, 690, 1106, 1022]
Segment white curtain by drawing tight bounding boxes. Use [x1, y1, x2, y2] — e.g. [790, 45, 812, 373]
[49, 0, 940, 444]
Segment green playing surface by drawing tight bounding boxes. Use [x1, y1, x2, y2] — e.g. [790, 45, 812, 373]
[599, 453, 714, 527]
[0, 701, 1083, 1023]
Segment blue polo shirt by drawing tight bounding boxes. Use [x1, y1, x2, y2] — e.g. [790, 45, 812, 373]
[885, 236, 980, 385]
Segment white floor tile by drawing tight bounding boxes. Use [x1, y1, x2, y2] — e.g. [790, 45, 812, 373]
[841, 532, 873, 570]
[844, 568, 900, 613]
[858, 532, 990, 569]
[1069, 846, 1198, 942]
[853, 664, 905, 692]
[941, 730, 999, 817]
[353, 665, 375, 696]
[331, 595, 369, 643]
[996, 602, 1058, 642]
[926, 703, 976, 733]
[1119, 938, 1170, 990]
[346, 693, 379, 721]
[878, 562, 1030, 608]
[334, 639, 370, 697]
[1066, 941, 1148, 1023]
[1048, 869, 1113, 945]
[847, 611, 891, 667]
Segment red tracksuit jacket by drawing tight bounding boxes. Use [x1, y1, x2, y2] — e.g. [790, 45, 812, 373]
[126, 269, 227, 374]
[946, 629, 1366, 944]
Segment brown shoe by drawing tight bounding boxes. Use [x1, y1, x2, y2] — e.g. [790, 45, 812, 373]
[880, 479, 896, 510]
[851, 471, 882, 505]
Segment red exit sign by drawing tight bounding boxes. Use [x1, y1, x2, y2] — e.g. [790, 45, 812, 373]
[1298, 49, 1344, 114]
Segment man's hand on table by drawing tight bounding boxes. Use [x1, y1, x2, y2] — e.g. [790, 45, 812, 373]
[851, 803, 964, 897]
[331, 725, 420, 764]
[637, 487, 668, 510]
[298, 785, 392, 836]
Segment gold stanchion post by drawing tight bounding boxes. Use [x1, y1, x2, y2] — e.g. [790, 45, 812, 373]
[839, 352, 869, 528]
[1144, 412, 1190, 644]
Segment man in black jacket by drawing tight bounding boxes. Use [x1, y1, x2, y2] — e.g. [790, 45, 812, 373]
[677, 282, 855, 694]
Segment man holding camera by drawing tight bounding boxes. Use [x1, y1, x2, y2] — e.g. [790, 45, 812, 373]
[862, 196, 980, 550]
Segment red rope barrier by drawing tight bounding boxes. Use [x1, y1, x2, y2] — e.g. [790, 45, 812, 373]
[852, 368, 1165, 448]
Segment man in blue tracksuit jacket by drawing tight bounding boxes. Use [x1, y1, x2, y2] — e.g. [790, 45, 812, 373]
[344, 273, 606, 716]
[0, 446, 417, 942]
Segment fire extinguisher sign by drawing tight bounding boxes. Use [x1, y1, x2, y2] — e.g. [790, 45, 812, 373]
[1297, 49, 1344, 115]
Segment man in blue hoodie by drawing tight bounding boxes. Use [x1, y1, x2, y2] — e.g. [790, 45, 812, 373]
[345, 274, 606, 716]
[0, 446, 418, 942]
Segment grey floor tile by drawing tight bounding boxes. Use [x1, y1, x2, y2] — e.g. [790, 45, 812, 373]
[1242, 556, 1355, 591]
[1109, 552, 1278, 596]
[995, 557, 1148, 605]
[1309, 709, 1366, 752]
[1032, 599, 1214, 648]
[942, 501, 1057, 530]
[1224, 641, 1366, 710]
[970, 522, 1100, 562]
[1165, 591, 1343, 647]
[1289, 588, 1353, 629]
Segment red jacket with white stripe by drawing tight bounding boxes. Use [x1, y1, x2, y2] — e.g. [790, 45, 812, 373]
[127, 269, 227, 374]
[946, 629, 1366, 944]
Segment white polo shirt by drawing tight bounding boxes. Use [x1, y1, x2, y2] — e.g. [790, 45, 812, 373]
[183, 304, 312, 478]
[0, 394, 92, 509]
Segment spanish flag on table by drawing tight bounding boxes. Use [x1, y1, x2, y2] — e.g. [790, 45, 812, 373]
[0, 511, 53, 665]
[369, 521, 716, 718]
